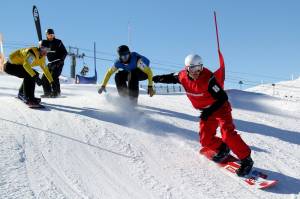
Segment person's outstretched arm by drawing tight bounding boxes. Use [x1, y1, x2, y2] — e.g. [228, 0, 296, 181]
[153, 73, 180, 84]
[98, 66, 118, 94]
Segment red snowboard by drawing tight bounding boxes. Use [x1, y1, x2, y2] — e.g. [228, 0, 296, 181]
[200, 147, 278, 189]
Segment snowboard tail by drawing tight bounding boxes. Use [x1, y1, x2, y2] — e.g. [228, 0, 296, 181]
[200, 147, 278, 189]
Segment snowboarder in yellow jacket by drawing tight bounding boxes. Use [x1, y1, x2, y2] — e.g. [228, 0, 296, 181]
[3, 41, 53, 105]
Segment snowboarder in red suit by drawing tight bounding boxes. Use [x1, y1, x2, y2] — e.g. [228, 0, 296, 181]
[153, 54, 253, 176]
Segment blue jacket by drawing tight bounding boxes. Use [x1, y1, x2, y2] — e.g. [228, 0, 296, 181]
[114, 52, 150, 71]
[101, 52, 154, 87]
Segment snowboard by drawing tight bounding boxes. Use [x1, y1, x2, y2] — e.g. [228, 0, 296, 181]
[40, 95, 67, 99]
[32, 5, 42, 41]
[200, 147, 278, 189]
[16, 95, 45, 109]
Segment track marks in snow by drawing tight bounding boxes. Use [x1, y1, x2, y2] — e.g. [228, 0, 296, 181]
[0, 133, 35, 198]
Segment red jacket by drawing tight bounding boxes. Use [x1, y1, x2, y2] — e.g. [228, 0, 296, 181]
[178, 67, 216, 109]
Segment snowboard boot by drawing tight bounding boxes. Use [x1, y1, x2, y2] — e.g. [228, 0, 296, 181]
[41, 93, 51, 98]
[26, 98, 40, 106]
[32, 97, 41, 104]
[212, 143, 230, 163]
[236, 156, 254, 177]
[18, 92, 28, 103]
[50, 91, 60, 98]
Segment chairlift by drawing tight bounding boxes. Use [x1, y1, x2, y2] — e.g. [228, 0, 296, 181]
[75, 42, 97, 84]
[80, 65, 89, 76]
[79, 56, 89, 76]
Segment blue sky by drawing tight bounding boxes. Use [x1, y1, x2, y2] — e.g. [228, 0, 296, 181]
[1, 0, 299, 88]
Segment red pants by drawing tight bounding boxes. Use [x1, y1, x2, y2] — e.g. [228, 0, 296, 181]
[199, 102, 251, 160]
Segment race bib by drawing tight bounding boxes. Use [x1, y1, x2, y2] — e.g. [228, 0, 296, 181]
[27, 56, 35, 65]
[212, 85, 220, 93]
[137, 59, 146, 69]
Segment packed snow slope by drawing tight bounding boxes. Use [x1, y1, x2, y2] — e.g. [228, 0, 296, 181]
[247, 77, 300, 102]
[0, 74, 300, 199]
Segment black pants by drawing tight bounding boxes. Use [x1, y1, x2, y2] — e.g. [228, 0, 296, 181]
[42, 62, 63, 94]
[4, 62, 37, 99]
[115, 68, 148, 99]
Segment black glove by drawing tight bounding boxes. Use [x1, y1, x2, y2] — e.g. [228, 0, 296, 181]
[98, 85, 106, 94]
[152, 74, 179, 84]
[48, 60, 63, 69]
[147, 86, 155, 97]
[33, 74, 42, 86]
[59, 60, 64, 66]
[200, 108, 213, 121]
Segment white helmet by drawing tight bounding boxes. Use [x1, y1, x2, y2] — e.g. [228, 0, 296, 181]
[185, 54, 203, 67]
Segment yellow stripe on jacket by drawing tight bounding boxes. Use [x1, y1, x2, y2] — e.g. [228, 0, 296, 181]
[101, 66, 118, 87]
[137, 58, 153, 86]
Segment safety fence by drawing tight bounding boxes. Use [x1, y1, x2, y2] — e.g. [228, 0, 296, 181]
[140, 84, 185, 94]
[140, 81, 300, 101]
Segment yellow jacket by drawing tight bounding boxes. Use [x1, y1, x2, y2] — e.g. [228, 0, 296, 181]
[9, 47, 53, 83]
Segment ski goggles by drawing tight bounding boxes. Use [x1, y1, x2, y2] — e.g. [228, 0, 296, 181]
[187, 64, 203, 73]
[119, 53, 130, 62]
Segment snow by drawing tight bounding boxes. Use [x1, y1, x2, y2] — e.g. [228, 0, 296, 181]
[247, 77, 300, 102]
[0, 74, 300, 199]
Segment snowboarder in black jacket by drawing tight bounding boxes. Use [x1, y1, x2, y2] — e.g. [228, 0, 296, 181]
[41, 28, 67, 98]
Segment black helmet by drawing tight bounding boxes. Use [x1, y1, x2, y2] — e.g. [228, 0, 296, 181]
[45, 28, 55, 34]
[117, 45, 130, 56]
